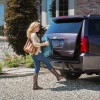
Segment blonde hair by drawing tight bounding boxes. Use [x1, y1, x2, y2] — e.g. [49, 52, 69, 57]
[27, 21, 40, 38]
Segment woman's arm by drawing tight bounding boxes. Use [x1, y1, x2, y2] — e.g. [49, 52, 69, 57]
[30, 33, 48, 47]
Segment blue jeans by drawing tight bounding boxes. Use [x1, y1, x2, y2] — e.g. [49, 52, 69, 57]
[31, 53, 52, 74]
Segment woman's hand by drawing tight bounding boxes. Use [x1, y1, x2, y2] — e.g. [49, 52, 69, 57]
[42, 41, 49, 46]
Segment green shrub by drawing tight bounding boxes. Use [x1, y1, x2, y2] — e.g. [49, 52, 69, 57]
[5, 58, 19, 68]
[4, 52, 12, 59]
[24, 54, 34, 68]
[6, 61, 18, 68]
[3, 52, 39, 68]
[3, 52, 24, 68]
[5, 0, 46, 55]
[0, 62, 2, 74]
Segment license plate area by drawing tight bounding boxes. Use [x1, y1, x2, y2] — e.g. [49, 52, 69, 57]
[51, 39, 64, 48]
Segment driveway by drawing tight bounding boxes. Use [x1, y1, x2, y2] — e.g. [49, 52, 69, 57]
[0, 68, 100, 100]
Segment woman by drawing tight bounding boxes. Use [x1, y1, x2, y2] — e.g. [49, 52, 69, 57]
[27, 21, 64, 90]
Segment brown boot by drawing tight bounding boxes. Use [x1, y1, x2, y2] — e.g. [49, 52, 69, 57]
[33, 73, 43, 90]
[50, 68, 64, 81]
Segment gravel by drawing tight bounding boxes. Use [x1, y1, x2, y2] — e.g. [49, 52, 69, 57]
[0, 68, 100, 100]
[0, 40, 100, 100]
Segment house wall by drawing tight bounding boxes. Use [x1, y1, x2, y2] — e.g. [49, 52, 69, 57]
[76, 0, 100, 15]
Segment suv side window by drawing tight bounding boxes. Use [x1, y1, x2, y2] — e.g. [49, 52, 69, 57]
[88, 19, 100, 36]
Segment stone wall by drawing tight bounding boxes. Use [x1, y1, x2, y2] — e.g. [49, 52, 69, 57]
[75, 0, 100, 15]
[0, 40, 14, 61]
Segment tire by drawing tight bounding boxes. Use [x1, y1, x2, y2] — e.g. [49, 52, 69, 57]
[60, 70, 81, 80]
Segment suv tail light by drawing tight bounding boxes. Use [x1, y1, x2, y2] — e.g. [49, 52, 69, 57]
[80, 36, 89, 53]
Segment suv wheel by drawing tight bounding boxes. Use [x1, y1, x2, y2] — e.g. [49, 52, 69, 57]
[60, 70, 81, 80]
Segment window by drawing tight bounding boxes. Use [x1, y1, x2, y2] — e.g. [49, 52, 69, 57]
[0, 4, 4, 36]
[48, 0, 68, 21]
[88, 19, 100, 36]
[59, 0, 68, 16]
[41, 0, 69, 26]
[46, 20, 83, 34]
[0, 4, 4, 26]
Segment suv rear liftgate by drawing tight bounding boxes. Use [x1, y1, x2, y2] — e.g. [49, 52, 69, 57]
[46, 17, 84, 66]
[42, 15, 100, 80]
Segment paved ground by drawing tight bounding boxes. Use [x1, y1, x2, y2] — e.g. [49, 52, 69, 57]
[0, 37, 100, 100]
[0, 68, 100, 100]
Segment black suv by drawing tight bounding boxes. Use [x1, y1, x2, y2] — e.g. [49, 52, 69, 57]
[42, 15, 100, 80]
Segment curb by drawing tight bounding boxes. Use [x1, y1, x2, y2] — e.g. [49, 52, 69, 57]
[0, 67, 48, 78]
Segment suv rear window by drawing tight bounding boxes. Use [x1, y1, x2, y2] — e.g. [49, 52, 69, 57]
[88, 19, 100, 36]
[45, 19, 83, 34]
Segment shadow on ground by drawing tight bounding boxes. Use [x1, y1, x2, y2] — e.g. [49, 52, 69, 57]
[49, 76, 100, 91]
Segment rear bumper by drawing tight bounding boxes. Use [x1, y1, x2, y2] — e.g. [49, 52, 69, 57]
[49, 53, 100, 72]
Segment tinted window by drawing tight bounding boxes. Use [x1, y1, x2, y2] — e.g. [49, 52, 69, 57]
[45, 20, 83, 34]
[88, 19, 100, 36]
